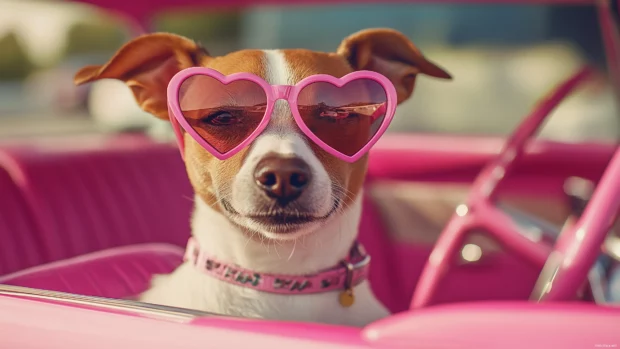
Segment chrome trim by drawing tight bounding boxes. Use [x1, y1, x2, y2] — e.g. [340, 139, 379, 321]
[530, 251, 562, 301]
[604, 235, 620, 262]
[588, 260, 610, 304]
[497, 202, 562, 242]
[0, 284, 217, 320]
[352, 254, 371, 269]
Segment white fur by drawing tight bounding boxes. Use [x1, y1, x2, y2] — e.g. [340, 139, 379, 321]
[141, 194, 388, 326]
[231, 131, 333, 240]
[140, 50, 389, 326]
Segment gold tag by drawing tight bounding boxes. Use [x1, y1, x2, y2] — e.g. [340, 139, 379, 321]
[339, 289, 355, 307]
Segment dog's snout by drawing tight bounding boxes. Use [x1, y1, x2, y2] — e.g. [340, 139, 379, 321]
[254, 155, 312, 206]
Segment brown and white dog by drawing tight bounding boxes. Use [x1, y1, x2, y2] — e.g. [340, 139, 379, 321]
[74, 28, 451, 327]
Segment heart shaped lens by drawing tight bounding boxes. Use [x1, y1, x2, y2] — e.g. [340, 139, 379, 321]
[296, 79, 387, 157]
[179, 75, 268, 154]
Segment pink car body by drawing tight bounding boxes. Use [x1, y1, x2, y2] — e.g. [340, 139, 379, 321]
[0, 0, 619, 348]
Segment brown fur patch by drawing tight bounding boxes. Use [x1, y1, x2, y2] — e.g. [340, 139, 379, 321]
[337, 28, 452, 103]
[74, 33, 210, 120]
[281, 50, 354, 81]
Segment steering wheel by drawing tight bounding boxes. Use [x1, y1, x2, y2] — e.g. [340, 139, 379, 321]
[531, 147, 620, 301]
[411, 66, 619, 308]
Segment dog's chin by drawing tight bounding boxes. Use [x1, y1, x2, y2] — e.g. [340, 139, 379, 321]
[220, 199, 339, 241]
[245, 218, 324, 241]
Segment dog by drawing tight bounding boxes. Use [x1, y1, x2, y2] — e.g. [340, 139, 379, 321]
[74, 28, 451, 327]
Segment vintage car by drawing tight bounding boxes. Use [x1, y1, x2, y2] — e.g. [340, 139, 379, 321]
[0, 0, 618, 348]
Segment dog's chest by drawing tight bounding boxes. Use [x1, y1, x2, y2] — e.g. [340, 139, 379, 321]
[140, 263, 388, 327]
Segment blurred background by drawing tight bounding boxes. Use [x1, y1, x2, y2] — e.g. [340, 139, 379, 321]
[0, 0, 618, 310]
[0, 0, 618, 142]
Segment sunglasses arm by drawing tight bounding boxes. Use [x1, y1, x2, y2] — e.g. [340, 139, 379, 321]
[168, 105, 186, 160]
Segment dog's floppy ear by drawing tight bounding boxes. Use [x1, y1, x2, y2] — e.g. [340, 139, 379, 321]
[337, 28, 452, 104]
[74, 33, 210, 120]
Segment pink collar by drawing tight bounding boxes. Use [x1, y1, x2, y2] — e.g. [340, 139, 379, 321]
[184, 237, 370, 296]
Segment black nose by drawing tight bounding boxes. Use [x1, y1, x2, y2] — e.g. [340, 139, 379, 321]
[254, 155, 312, 206]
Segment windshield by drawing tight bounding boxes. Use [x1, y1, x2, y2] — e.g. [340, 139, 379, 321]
[0, 0, 618, 142]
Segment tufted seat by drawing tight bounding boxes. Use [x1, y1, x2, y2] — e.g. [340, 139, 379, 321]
[0, 166, 43, 275]
[0, 135, 194, 274]
[0, 243, 184, 299]
[0, 134, 543, 310]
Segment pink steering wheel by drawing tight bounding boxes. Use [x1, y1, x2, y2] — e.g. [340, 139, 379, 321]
[532, 146, 620, 301]
[411, 66, 619, 308]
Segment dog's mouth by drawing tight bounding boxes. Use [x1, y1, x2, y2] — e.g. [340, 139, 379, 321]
[220, 198, 340, 234]
[246, 212, 318, 225]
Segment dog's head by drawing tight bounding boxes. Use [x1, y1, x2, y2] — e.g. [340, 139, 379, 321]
[75, 29, 451, 241]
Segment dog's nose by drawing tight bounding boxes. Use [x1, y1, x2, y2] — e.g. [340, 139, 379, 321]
[254, 155, 312, 205]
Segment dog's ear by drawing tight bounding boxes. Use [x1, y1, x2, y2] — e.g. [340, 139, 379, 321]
[337, 28, 452, 104]
[74, 33, 210, 120]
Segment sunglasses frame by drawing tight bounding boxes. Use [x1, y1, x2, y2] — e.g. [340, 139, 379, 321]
[167, 67, 398, 162]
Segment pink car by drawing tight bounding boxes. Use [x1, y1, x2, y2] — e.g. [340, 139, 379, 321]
[0, 0, 618, 348]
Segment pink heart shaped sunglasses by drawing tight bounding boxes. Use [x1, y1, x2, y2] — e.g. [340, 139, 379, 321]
[167, 67, 397, 162]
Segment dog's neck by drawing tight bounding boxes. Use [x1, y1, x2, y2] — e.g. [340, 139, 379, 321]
[190, 193, 364, 275]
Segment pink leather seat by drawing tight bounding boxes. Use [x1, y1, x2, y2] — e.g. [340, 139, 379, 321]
[0, 135, 537, 309]
[0, 243, 183, 299]
[0, 135, 193, 273]
[0, 166, 42, 275]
